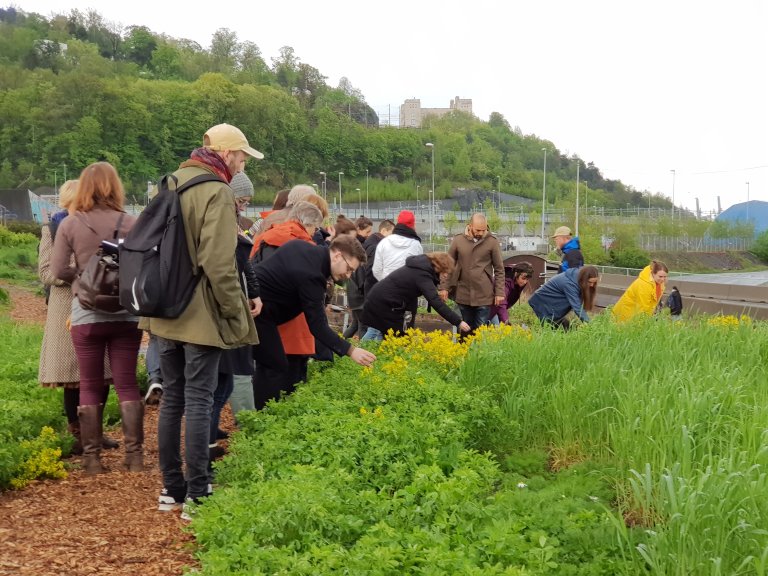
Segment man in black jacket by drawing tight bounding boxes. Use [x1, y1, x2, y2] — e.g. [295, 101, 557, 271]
[252, 235, 376, 371]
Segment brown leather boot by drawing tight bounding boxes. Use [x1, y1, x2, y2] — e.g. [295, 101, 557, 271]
[67, 422, 83, 456]
[120, 400, 144, 472]
[96, 403, 120, 450]
[78, 404, 105, 475]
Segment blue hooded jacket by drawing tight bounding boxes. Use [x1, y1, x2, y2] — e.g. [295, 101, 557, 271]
[559, 237, 584, 273]
[528, 267, 589, 323]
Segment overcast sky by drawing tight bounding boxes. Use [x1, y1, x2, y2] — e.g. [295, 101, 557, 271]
[15, 0, 768, 214]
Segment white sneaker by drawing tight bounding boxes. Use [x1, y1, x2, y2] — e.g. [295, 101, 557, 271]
[158, 487, 185, 512]
[144, 381, 163, 405]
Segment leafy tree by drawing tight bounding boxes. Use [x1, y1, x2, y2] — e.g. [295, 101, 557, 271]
[124, 25, 156, 67]
[209, 28, 239, 74]
[610, 246, 651, 269]
[443, 211, 458, 235]
[750, 230, 768, 262]
[236, 41, 269, 85]
[271, 45, 299, 90]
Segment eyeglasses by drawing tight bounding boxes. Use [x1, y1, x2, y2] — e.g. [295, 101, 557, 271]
[341, 253, 356, 276]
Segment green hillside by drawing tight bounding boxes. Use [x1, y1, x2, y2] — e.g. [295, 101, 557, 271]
[0, 6, 672, 209]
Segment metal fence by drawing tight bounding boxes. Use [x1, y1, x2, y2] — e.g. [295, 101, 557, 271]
[637, 236, 753, 252]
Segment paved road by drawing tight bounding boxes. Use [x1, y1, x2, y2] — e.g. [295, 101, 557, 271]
[674, 271, 768, 286]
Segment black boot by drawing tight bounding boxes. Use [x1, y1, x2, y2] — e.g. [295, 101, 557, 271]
[67, 422, 83, 456]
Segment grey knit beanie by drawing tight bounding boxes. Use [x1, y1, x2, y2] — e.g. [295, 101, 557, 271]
[230, 172, 254, 199]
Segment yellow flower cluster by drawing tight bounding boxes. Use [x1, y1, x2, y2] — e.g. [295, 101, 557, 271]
[11, 426, 68, 489]
[463, 323, 532, 345]
[359, 406, 385, 419]
[379, 328, 468, 370]
[707, 314, 752, 328]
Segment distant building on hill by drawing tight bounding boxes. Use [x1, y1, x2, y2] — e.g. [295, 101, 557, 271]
[399, 96, 473, 128]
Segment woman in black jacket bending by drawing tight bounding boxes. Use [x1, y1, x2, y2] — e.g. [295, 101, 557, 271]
[361, 252, 470, 341]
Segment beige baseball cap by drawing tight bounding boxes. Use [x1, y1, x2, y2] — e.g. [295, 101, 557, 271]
[203, 123, 264, 160]
[551, 226, 572, 238]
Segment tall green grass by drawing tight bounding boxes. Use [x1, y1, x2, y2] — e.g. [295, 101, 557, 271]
[460, 314, 768, 575]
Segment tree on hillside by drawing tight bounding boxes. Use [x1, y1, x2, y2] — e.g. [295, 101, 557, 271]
[236, 41, 270, 85]
[124, 25, 156, 67]
[210, 28, 239, 74]
[272, 45, 299, 90]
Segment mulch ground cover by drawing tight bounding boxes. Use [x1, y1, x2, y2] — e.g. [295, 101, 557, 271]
[0, 285, 223, 576]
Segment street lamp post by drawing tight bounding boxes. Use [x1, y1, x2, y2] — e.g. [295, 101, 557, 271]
[425, 142, 435, 240]
[746, 181, 750, 223]
[319, 172, 327, 199]
[670, 169, 676, 220]
[356, 188, 361, 214]
[365, 169, 369, 214]
[416, 185, 420, 207]
[575, 162, 580, 237]
[338, 172, 344, 213]
[541, 148, 547, 241]
[497, 175, 501, 211]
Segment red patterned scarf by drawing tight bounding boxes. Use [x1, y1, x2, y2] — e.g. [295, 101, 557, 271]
[179, 147, 233, 183]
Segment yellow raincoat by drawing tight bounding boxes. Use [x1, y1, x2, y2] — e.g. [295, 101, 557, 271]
[612, 265, 664, 322]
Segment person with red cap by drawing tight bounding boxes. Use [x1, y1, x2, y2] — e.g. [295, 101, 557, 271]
[372, 210, 423, 281]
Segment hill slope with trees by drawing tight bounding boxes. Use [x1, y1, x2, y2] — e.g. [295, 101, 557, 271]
[0, 6, 671, 210]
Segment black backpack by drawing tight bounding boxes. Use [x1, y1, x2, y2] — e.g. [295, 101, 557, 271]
[119, 173, 224, 318]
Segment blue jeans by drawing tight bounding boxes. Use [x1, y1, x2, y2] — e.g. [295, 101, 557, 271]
[458, 305, 491, 331]
[145, 333, 162, 383]
[361, 327, 384, 342]
[157, 337, 221, 499]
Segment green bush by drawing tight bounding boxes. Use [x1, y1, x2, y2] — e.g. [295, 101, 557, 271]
[0, 319, 68, 489]
[609, 245, 650, 269]
[0, 225, 39, 246]
[4, 221, 42, 239]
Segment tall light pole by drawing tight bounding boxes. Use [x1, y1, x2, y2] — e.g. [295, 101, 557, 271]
[746, 181, 750, 223]
[575, 162, 580, 237]
[319, 171, 327, 199]
[338, 172, 344, 212]
[356, 188, 361, 214]
[425, 142, 435, 239]
[365, 169, 369, 214]
[541, 147, 547, 241]
[670, 169, 676, 220]
[416, 185, 420, 206]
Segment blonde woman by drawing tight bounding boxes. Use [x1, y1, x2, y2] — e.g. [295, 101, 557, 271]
[38, 180, 117, 455]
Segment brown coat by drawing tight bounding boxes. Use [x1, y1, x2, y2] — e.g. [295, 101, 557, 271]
[446, 226, 504, 306]
[51, 208, 136, 296]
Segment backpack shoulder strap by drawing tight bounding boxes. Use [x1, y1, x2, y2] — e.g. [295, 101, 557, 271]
[113, 212, 126, 240]
[173, 173, 226, 195]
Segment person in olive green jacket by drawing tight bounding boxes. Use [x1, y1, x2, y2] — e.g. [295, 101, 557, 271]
[147, 123, 262, 519]
[439, 213, 505, 332]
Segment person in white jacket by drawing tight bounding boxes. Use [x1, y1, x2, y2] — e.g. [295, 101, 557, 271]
[372, 210, 423, 281]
